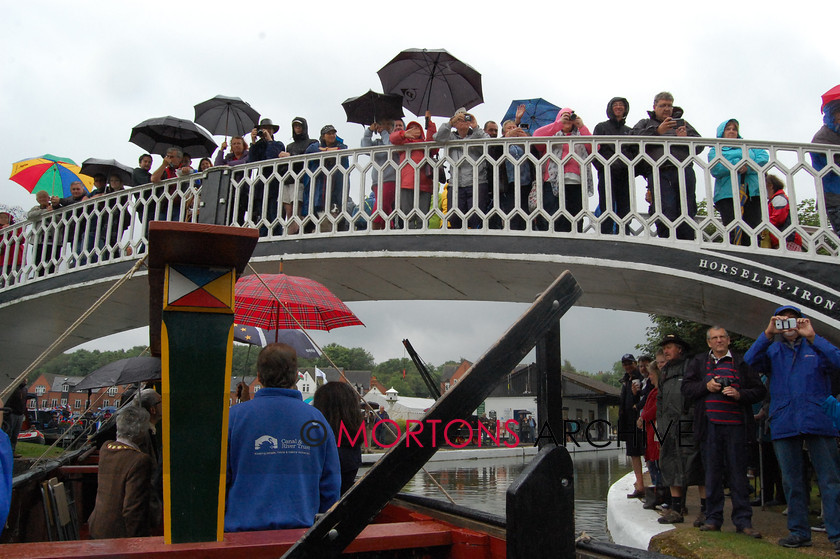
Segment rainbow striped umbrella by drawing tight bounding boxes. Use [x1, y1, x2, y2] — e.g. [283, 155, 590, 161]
[9, 154, 94, 197]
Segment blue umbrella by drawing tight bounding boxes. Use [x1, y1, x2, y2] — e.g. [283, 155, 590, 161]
[501, 98, 561, 133]
[233, 323, 320, 358]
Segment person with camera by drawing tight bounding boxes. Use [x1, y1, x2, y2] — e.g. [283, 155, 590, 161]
[631, 92, 701, 240]
[745, 305, 840, 550]
[683, 327, 765, 537]
[434, 108, 490, 229]
[533, 108, 593, 233]
[244, 118, 289, 235]
[362, 119, 400, 230]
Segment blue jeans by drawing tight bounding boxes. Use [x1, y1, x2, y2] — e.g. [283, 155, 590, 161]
[774, 435, 840, 541]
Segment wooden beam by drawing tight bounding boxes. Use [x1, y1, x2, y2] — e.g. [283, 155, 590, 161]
[280, 272, 582, 558]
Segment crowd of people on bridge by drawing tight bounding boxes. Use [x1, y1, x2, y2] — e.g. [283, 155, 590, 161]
[1, 90, 838, 283]
[619, 309, 840, 551]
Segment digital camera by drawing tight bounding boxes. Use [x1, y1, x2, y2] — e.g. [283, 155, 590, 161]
[775, 318, 798, 330]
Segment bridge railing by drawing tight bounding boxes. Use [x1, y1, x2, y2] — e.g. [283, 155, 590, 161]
[1, 136, 838, 290]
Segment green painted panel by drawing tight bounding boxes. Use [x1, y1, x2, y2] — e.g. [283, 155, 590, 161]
[163, 310, 232, 543]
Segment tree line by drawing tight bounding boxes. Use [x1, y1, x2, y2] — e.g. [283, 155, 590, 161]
[33, 302, 767, 395]
[30, 343, 463, 399]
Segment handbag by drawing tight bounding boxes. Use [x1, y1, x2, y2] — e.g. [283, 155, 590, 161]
[528, 182, 538, 212]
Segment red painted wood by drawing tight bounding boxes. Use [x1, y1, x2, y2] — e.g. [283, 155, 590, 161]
[58, 465, 99, 475]
[449, 528, 490, 559]
[0, 521, 455, 558]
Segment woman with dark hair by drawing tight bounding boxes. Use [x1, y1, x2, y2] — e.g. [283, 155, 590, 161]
[198, 158, 213, 172]
[313, 382, 363, 494]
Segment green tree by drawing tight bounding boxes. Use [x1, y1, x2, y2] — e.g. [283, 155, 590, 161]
[308, 344, 375, 370]
[589, 361, 623, 388]
[31, 346, 148, 381]
[373, 357, 433, 398]
[231, 345, 260, 378]
[797, 198, 819, 227]
[637, 315, 754, 357]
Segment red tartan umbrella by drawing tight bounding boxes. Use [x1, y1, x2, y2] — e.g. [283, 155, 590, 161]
[234, 273, 364, 331]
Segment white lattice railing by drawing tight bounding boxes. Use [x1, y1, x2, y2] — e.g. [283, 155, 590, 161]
[1, 136, 838, 289]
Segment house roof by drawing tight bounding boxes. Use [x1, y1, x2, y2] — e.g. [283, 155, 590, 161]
[49, 376, 86, 392]
[299, 368, 372, 388]
[230, 376, 257, 391]
[562, 370, 620, 398]
[485, 364, 620, 402]
[440, 362, 471, 382]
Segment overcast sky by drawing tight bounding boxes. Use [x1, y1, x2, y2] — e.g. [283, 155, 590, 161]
[3, 2, 836, 373]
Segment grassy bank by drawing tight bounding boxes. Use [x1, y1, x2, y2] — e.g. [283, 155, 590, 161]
[15, 441, 64, 460]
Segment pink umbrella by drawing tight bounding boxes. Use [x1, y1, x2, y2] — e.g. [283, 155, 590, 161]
[821, 84, 840, 110]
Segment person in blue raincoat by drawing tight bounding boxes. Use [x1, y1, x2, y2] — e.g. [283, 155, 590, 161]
[744, 305, 840, 550]
[708, 119, 769, 245]
[0, 398, 13, 537]
[810, 99, 840, 234]
[303, 125, 349, 220]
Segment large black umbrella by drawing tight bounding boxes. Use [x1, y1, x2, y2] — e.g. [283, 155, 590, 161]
[233, 323, 320, 359]
[341, 90, 405, 126]
[377, 48, 483, 117]
[80, 158, 134, 186]
[129, 116, 218, 158]
[194, 95, 261, 139]
[73, 356, 162, 391]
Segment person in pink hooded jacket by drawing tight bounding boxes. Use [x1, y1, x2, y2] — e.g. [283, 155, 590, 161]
[390, 114, 438, 229]
[533, 108, 593, 232]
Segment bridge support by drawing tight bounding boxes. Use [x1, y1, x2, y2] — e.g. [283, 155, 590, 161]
[148, 223, 258, 543]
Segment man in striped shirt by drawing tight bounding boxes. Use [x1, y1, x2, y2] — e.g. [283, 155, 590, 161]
[683, 326, 766, 537]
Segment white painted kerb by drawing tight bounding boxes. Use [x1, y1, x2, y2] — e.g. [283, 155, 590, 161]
[607, 471, 673, 550]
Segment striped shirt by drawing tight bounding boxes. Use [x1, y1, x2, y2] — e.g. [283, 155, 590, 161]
[704, 351, 743, 425]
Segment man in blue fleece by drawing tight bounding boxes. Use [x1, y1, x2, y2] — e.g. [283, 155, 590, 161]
[0, 397, 13, 537]
[225, 343, 340, 532]
[745, 305, 840, 551]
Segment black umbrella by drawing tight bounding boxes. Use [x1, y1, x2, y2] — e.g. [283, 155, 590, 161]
[80, 158, 134, 186]
[194, 95, 260, 139]
[377, 48, 483, 117]
[73, 356, 162, 391]
[129, 116, 218, 158]
[341, 90, 405, 126]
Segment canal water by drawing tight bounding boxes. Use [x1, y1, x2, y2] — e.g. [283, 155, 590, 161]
[375, 448, 631, 541]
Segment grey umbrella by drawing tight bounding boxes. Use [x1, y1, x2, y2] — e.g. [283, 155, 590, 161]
[194, 95, 261, 139]
[80, 158, 135, 186]
[377, 48, 483, 117]
[73, 356, 162, 391]
[129, 116, 218, 158]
